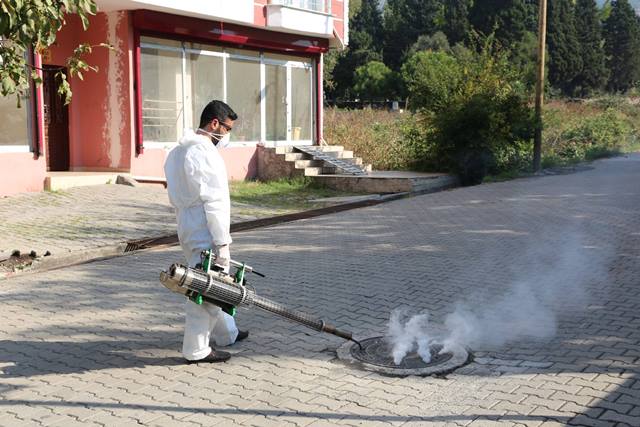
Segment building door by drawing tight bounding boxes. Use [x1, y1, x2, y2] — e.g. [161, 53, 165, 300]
[43, 66, 70, 171]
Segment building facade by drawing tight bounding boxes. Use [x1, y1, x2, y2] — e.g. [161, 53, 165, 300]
[0, 0, 349, 196]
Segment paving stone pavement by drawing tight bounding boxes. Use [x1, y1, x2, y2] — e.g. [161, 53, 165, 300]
[0, 184, 300, 263]
[1, 153, 639, 426]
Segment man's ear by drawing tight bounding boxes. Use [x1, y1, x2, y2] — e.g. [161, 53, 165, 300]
[209, 118, 219, 129]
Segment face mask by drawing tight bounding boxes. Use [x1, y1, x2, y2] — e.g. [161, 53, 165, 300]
[198, 128, 231, 148]
[216, 133, 231, 148]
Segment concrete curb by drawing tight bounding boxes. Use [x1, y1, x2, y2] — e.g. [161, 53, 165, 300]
[0, 183, 456, 281]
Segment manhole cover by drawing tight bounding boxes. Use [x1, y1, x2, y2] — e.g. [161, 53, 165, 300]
[337, 336, 470, 376]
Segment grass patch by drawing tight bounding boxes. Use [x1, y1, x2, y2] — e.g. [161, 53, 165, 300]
[230, 177, 364, 211]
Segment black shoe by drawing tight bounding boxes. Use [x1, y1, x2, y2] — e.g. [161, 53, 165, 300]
[186, 350, 231, 364]
[235, 330, 249, 343]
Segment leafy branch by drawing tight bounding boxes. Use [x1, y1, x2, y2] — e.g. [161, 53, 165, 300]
[0, 0, 110, 106]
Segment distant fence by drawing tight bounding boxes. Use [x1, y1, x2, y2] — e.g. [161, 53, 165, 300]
[324, 99, 407, 111]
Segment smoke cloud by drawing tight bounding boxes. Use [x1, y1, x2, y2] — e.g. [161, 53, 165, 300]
[387, 233, 609, 363]
[386, 308, 432, 364]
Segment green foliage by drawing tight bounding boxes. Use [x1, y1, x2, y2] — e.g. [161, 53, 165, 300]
[323, 108, 423, 170]
[0, 0, 106, 106]
[383, 0, 443, 70]
[468, 0, 530, 47]
[401, 50, 461, 112]
[541, 98, 640, 166]
[404, 36, 534, 184]
[353, 61, 396, 99]
[560, 109, 633, 155]
[433, 93, 533, 185]
[442, 0, 471, 45]
[230, 177, 363, 211]
[328, 0, 384, 98]
[574, 0, 609, 95]
[603, 0, 640, 92]
[407, 31, 451, 56]
[547, 0, 583, 95]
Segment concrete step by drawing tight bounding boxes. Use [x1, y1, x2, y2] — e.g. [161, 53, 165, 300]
[275, 146, 295, 154]
[294, 159, 323, 169]
[303, 166, 322, 176]
[284, 152, 306, 161]
[45, 172, 124, 191]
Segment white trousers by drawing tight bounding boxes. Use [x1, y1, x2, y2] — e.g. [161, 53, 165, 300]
[181, 247, 238, 361]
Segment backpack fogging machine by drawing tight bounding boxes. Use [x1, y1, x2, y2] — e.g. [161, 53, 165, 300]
[159, 250, 362, 349]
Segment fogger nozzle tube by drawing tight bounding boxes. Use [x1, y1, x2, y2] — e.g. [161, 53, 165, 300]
[160, 264, 355, 342]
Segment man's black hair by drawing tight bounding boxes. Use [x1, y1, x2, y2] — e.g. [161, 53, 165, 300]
[199, 100, 238, 128]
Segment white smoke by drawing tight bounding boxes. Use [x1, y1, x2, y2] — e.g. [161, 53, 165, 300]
[387, 234, 608, 362]
[386, 308, 432, 364]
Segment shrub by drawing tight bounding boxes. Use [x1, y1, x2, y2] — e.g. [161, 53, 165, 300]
[432, 93, 534, 184]
[417, 36, 534, 184]
[401, 51, 461, 112]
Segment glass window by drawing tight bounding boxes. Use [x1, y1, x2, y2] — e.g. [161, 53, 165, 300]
[264, 52, 312, 65]
[291, 66, 312, 141]
[186, 51, 224, 129]
[265, 64, 287, 141]
[226, 57, 261, 142]
[141, 36, 182, 48]
[0, 94, 30, 146]
[138, 36, 315, 146]
[140, 46, 184, 143]
[185, 42, 223, 54]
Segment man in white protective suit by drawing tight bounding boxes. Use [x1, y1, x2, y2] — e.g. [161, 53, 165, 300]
[164, 100, 249, 364]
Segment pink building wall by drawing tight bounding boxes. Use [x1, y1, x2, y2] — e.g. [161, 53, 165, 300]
[0, 154, 47, 195]
[1, 2, 346, 195]
[47, 12, 133, 172]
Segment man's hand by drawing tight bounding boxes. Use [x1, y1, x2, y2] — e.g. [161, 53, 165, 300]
[216, 244, 231, 272]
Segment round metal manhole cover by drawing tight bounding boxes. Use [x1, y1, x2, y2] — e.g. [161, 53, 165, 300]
[337, 336, 470, 376]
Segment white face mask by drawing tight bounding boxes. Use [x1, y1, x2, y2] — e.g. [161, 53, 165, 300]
[217, 133, 231, 148]
[198, 128, 231, 148]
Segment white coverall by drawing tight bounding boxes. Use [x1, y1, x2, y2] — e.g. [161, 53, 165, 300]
[164, 130, 239, 360]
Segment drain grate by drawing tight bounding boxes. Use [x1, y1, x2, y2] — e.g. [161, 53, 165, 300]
[350, 337, 453, 369]
[337, 336, 470, 376]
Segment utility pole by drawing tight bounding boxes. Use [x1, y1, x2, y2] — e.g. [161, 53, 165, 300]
[533, 0, 547, 172]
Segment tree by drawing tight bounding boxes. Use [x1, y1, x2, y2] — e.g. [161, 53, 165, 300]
[383, 0, 443, 70]
[573, 0, 608, 95]
[468, 0, 530, 47]
[329, 0, 384, 98]
[547, 0, 583, 95]
[603, 0, 640, 92]
[442, 0, 471, 45]
[407, 31, 451, 57]
[353, 60, 395, 99]
[0, 1, 107, 106]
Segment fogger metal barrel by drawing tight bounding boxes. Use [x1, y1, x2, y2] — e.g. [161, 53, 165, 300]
[160, 264, 355, 342]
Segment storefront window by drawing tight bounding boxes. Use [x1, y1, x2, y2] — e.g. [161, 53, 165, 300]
[0, 94, 30, 148]
[140, 36, 314, 146]
[227, 57, 261, 142]
[140, 46, 183, 143]
[265, 64, 287, 141]
[186, 51, 224, 130]
[291, 66, 312, 141]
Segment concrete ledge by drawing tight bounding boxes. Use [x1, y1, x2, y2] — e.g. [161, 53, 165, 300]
[313, 172, 458, 194]
[45, 172, 125, 191]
